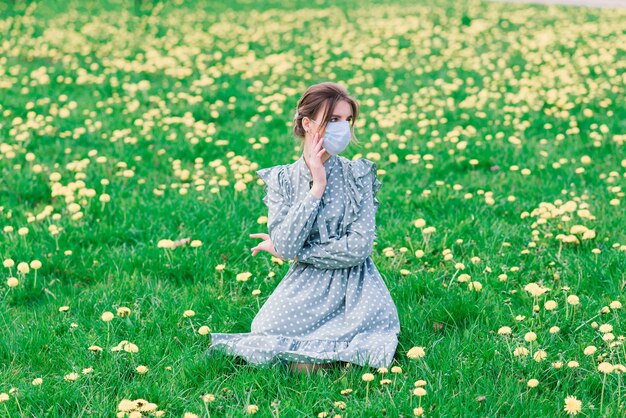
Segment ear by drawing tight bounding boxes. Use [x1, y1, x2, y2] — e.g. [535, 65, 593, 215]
[302, 117, 311, 133]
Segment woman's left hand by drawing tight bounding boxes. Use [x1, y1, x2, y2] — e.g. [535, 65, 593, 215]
[250, 233, 285, 259]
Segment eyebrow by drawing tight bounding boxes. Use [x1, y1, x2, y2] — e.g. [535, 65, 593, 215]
[331, 114, 352, 117]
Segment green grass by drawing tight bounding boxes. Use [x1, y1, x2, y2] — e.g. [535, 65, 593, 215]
[1, 0, 625, 416]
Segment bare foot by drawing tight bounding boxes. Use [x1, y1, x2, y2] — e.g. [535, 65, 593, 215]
[289, 362, 335, 374]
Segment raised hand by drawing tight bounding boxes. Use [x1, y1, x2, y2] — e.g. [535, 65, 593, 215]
[304, 131, 328, 198]
[249, 233, 286, 260]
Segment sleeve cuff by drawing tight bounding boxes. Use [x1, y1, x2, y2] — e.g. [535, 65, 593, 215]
[295, 244, 312, 263]
[305, 190, 322, 206]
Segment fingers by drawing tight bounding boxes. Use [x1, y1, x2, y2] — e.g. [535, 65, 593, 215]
[314, 132, 323, 153]
[249, 233, 269, 239]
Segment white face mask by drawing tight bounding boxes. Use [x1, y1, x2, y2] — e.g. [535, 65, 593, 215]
[310, 119, 352, 155]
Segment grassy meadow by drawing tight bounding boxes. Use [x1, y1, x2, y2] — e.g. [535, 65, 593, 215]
[1, 0, 626, 416]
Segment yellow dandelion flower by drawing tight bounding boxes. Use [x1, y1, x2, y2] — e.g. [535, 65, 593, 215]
[201, 394, 215, 403]
[333, 401, 346, 410]
[17, 262, 30, 274]
[563, 396, 582, 415]
[514, 347, 529, 357]
[567, 295, 580, 305]
[407, 346, 426, 359]
[497, 326, 512, 335]
[101, 311, 114, 322]
[598, 324, 612, 333]
[544, 300, 557, 310]
[583, 346, 597, 356]
[117, 399, 137, 412]
[236, 272, 252, 282]
[117, 307, 131, 317]
[413, 219, 426, 228]
[598, 362, 613, 374]
[64, 372, 79, 381]
[413, 387, 427, 397]
[533, 349, 547, 362]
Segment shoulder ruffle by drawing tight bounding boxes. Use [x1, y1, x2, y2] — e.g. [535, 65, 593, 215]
[256, 165, 293, 206]
[341, 158, 382, 228]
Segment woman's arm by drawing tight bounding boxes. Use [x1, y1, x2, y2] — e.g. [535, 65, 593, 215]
[260, 167, 323, 260]
[295, 174, 378, 269]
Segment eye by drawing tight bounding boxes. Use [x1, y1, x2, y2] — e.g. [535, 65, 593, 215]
[330, 116, 351, 122]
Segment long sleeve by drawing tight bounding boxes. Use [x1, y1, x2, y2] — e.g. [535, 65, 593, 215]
[257, 166, 322, 260]
[295, 169, 379, 269]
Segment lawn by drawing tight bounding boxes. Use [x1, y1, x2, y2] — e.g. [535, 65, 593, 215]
[0, 0, 625, 416]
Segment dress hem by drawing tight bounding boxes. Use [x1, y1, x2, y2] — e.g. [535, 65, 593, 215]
[207, 332, 399, 369]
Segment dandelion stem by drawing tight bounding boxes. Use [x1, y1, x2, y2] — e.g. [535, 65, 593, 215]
[446, 270, 459, 291]
[384, 386, 396, 408]
[600, 372, 606, 414]
[14, 394, 23, 416]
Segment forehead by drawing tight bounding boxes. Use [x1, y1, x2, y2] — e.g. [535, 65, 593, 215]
[315, 99, 352, 117]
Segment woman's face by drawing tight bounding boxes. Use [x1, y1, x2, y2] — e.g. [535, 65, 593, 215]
[303, 99, 353, 143]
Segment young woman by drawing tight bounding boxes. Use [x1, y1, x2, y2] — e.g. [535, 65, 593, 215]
[208, 82, 401, 374]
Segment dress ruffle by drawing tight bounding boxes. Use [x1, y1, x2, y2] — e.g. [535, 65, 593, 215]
[256, 165, 293, 207]
[208, 330, 398, 368]
[340, 158, 382, 233]
[256, 158, 381, 235]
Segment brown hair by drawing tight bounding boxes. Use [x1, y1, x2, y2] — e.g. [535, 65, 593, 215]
[292, 82, 360, 145]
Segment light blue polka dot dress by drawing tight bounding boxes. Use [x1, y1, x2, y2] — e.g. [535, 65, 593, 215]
[208, 153, 401, 368]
